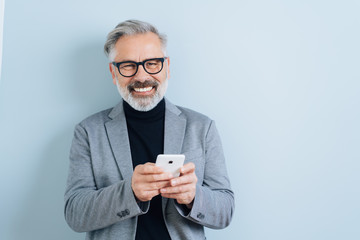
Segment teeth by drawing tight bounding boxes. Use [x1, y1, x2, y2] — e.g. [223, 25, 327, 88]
[134, 87, 153, 92]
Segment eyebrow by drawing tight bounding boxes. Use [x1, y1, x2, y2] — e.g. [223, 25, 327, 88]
[114, 57, 165, 63]
[115, 58, 134, 62]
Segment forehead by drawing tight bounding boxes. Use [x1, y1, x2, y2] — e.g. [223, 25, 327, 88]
[113, 32, 164, 61]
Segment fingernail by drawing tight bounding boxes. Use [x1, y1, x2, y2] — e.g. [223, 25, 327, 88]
[171, 180, 177, 185]
[161, 188, 166, 193]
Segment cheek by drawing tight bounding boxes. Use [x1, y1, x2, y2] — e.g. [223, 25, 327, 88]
[119, 80, 130, 89]
[114, 74, 132, 88]
[154, 72, 167, 83]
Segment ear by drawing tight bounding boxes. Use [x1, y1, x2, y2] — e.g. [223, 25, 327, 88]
[166, 57, 170, 79]
[109, 63, 117, 85]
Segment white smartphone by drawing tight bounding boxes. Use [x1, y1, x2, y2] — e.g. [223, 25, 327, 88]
[155, 154, 185, 178]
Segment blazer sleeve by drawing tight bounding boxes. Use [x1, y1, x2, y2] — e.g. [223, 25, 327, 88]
[64, 123, 149, 232]
[174, 120, 235, 229]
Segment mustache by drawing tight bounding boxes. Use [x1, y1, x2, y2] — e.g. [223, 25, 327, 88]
[127, 80, 159, 91]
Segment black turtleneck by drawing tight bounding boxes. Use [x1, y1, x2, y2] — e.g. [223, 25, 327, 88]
[123, 98, 171, 240]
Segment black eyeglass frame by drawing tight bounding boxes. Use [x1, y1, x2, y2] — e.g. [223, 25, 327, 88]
[112, 57, 168, 77]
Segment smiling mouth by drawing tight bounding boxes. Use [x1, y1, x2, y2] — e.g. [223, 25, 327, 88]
[133, 86, 154, 93]
[128, 80, 158, 95]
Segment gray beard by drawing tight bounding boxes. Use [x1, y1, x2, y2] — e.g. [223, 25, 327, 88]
[116, 79, 168, 112]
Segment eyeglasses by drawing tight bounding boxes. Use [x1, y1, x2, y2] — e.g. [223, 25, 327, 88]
[112, 57, 167, 77]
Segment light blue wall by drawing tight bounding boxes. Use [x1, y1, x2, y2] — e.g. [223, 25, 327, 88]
[0, 0, 4, 78]
[1, 1, 359, 239]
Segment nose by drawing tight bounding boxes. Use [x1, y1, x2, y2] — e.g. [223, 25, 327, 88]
[133, 64, 149, 82]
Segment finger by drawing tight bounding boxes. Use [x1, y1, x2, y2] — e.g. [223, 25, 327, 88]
[146, 180, 172, 191]
[160, 184, 193, 194]
[161, 192, 183, 199]
[170, 173, 197, 187]
[144, 172, 173, 183]
[180, 162, 195, 175]
[160, 192, 183, 199]
[160, 192, 194, 205]
[136, 189, 161, 202]
[137, 163, 164, 175]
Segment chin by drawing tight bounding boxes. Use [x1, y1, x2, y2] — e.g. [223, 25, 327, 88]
[119, 88, 162, 112]
[116, 78, 168, 112]
[130, 95, 160, 111]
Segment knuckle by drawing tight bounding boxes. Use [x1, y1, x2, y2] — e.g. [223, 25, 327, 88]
[183, 176, 191, 184]
[144, 165, 150, 173]
[187, 175, 193, 182]
[151, 174, 158, 181]
[144, 164, 154, 173]
[189, 162, 195, 168]
[175, 178, 182, 185]
[143, 191, 151, 200]
[132, 177, 139, 185]
[134, 165, 141, 173]
[152, 182, 160, 189]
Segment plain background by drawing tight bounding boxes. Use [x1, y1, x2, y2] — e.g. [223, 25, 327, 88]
[0, 0, 4, 78]
[1, 0, 359, 239]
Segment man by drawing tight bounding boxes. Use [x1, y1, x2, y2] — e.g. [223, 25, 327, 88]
[64, 20, 234, 240]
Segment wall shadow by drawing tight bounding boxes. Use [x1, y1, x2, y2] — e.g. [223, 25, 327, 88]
[10, 127, 84, 239]
[65, 40, 120, 116]
[9, 41, 120, 239]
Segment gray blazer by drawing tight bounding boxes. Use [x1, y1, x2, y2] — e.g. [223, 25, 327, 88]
[64, 99, 234, 240]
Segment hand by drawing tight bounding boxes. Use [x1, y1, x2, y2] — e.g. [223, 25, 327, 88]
[160, 162, 197, 208]
[132, 162, 173, 202]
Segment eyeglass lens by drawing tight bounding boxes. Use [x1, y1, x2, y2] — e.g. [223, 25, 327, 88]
[119, 59, 164, 77]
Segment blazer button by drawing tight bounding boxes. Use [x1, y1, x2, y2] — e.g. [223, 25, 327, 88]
[117, 209, 130, 218]
[197, 213, 205, 220]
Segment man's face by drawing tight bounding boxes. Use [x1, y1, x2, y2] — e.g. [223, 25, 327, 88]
[109, 32, 170, 111]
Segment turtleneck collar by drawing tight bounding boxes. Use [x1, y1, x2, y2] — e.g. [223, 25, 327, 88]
[123, 98, 165, 121]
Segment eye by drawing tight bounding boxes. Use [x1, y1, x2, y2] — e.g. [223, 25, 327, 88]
[120, 63, 136, 70]
[146, 60, 161, 68]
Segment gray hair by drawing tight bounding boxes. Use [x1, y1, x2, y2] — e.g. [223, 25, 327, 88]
[104, 19, 167, 61]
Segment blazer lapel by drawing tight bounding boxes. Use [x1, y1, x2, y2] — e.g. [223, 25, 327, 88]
[163, 99, 186, 210]
[105, 102, 133, 182]
[163, 99, 186, 155]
